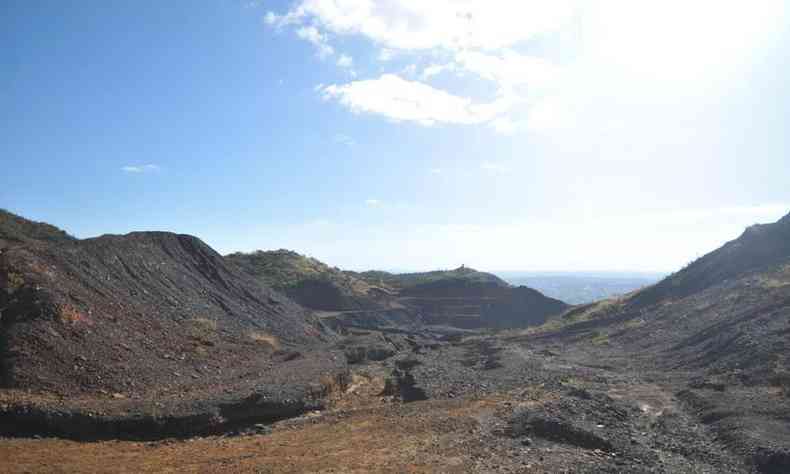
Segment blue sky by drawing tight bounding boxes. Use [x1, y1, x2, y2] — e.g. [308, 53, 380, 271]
[3, 0, 790, 272]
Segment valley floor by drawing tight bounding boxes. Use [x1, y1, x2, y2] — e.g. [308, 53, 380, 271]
[1, 331, 763, 473]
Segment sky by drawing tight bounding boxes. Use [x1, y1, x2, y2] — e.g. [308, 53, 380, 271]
[2, 0, 790, 273]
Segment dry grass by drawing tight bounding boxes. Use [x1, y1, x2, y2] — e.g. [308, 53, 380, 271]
[5, 271, 25, 291]
[759, 277, 790, 289]
[757, 263, 790, 289]
[190, 317, 218, 332]
[0, 398, 495, 473]
[58, 304, 91, 325]
[185, 318, 219, 352]
[589, 331, 610, 346]
[621, 318, 646, 330]
[249, 331, 281, 351]
[518, 298, 625, 336]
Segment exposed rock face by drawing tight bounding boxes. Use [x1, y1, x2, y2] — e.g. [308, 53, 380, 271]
[0, 210, 335, 397]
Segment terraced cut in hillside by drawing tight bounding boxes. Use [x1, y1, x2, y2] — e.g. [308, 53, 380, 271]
[349, 266, 569, 329]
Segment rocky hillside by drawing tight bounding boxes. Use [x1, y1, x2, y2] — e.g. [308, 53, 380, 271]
[0, 210, 337, 398]
[531, 211, 790, 471]
[226, 249, 388, 311]
[545, 211, 790, 374]
[631, 212, 790, 307]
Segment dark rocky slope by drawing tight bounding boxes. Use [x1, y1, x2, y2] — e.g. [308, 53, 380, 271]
[632, 211, 790, 308]
[0, 210, 346, 438]
[528, 211, 790, 472]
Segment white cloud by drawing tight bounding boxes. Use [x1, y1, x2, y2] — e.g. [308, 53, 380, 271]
[267, 0, 788, 138]
[365, 199, 381, 206]
[333, 133, 356, 146]
[277, 0, 574, 51]
[296, 25, 334, 58]
[336, 54, 353, 67]
[121, 164, 160, 174]
[263, 2, 580, 132]
[429, 168, 442, 175]
[319, 74, 508, 126]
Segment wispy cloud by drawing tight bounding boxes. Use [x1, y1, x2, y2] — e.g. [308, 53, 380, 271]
[319, 74, 510, 126]
[295, 26, 334, 58]
[365, 199, 381, 206]
[264, 1, 573, 132]
[121, 164, 160, 174]
[333, 134, 356, 146]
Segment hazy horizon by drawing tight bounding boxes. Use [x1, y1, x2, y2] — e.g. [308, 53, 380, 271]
[4, 1, 789, 273]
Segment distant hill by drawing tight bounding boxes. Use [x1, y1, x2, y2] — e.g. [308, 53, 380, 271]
[349, 266, 509, 293]
[226, 249, 386, 311]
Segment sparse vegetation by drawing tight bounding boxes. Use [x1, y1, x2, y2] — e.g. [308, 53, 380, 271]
[520, 298, 625, 335]
[187, 317, 218, 334]
[227, 249, 367, 292]
[0, 209, 75, 243]
[249, 331, 281, 351]
[621, 318, 646, 330]
[226, 249, 379, 310]
[589, 331, 610, 346]
[5, 271, 25, 291]
[350, 266, 508, 291]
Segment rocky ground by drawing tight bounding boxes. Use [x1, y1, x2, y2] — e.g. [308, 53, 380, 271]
[2, 327, 779, 473]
